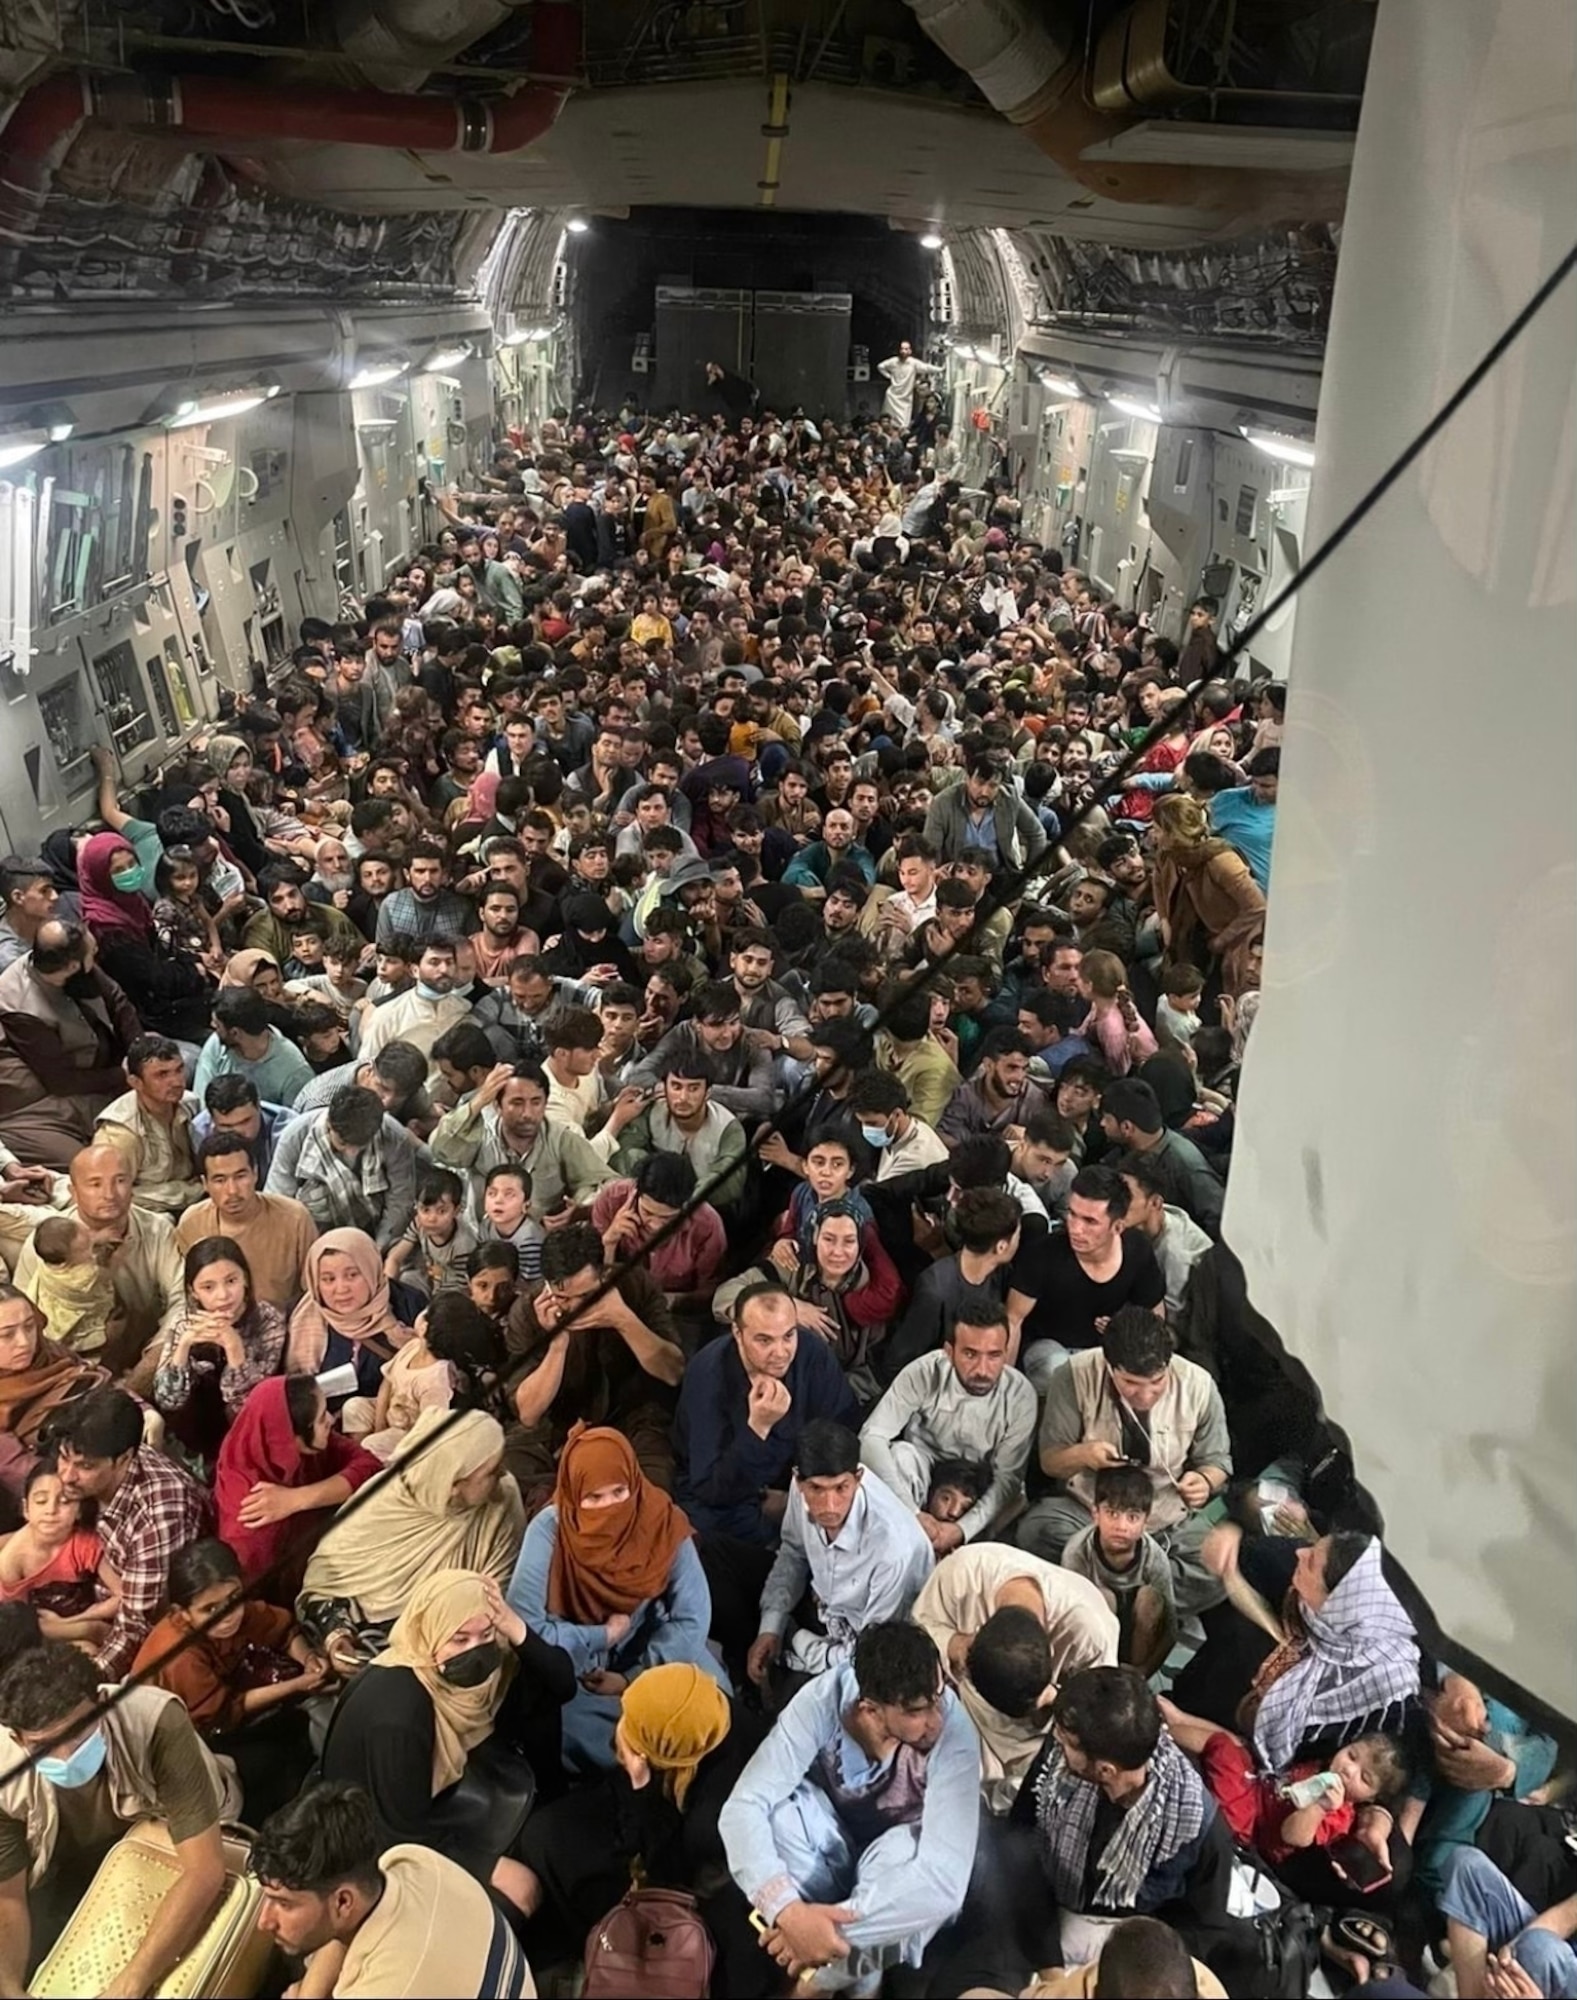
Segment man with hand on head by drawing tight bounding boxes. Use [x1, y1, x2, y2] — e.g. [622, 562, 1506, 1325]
[675, 1283, 859, 1680]
[912, 1541, 1117, 1812]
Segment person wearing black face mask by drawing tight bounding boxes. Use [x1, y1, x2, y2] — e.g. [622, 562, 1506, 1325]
[0, 919, 144, 1172]
[319, 1567, 575, 1917]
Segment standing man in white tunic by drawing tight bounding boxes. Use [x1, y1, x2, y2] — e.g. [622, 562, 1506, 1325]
[878, 341, 942, 432]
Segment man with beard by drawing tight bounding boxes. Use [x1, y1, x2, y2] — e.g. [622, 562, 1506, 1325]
[727, 928, 814, 1063]
[357, 936, 470, 1067]
[373, 841, 475, 950]
[861, 1295, 1036, 1553]
[244, 867, 364, 963]
[467, 884, 537, 987]
[431, 1059, 610, 1222]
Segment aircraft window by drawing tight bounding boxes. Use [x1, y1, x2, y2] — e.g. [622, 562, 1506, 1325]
[1235, 483, 1258, 535]
[1175, 438, 1193, 491]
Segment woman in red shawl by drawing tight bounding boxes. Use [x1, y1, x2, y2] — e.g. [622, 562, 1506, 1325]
[214, 1375, 381, 1601]
[77, 831, 212, 1043]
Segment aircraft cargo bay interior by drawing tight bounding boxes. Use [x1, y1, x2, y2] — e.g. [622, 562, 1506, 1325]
[0, 3, 1570, 1996]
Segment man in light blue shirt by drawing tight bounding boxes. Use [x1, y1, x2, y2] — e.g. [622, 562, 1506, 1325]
[719, 1621, 979, 1990]
[1206, 748, 1278, 892]
[192, 989, 314, 1108]
[750, 1421, 933, 1684]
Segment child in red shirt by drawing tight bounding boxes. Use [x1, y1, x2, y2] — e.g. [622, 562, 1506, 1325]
[1161, 1697, 1407, 1866]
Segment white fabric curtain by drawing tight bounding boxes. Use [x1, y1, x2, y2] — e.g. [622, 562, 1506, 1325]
[1226, 0, 1576, 1717]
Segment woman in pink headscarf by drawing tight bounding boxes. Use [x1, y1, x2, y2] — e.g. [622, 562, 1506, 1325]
[76, 832, 212, 1044]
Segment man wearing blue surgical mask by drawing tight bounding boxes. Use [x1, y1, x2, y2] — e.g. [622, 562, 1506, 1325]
[847, 1070, 948, 1182]
[0, 1639, 235, 1992]
[357, 934, 471, 1070]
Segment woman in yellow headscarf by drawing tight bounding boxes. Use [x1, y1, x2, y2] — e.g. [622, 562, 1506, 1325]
[512, 1661, 762, 1944]
[319, 1566, 575, 1915]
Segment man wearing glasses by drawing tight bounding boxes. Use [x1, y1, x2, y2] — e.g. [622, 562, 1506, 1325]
[719, 1621, 979, 1990]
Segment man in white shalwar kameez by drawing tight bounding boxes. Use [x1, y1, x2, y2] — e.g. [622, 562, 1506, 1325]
[878, 342, 942, 431]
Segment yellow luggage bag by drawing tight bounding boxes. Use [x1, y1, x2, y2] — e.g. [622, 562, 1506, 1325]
[28, 1819, 274, 1999]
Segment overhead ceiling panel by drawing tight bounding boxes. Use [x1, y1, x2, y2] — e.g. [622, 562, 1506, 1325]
[1080, 121, 1358, 172]
[221, 81, 1272, 246]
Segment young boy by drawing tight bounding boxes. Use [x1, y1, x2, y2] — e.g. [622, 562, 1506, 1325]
[1156, 962, 1206, 1050]
[285, 917, 330, 982]
[365, 938, 418, 1009]
[782, 1130, 874, 1239]
[925, 1457, 991, 1529]
[30, 1216, 121, 1354]
[292, 999, 347, 1075]
[384, 1167, 479, 1297]
[288, 940, 368, 1022]
[1161, 1694, 1410, 1871]
[1061, 1465, 1178, 1677]
[480, 1163, 543, 1280]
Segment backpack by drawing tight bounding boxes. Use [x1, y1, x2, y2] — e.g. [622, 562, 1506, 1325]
[583, 1885, 716, 2000]
[1250, 1896, 1328, 1999]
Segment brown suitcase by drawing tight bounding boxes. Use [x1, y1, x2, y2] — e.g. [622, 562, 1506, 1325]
[29, 1819, 273, 1999]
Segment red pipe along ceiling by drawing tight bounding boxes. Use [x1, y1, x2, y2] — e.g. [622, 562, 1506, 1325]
[0, 0, 579, 232]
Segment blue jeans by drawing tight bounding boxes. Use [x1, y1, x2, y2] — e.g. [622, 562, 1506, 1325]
[1439, 1848, 1577, 1997]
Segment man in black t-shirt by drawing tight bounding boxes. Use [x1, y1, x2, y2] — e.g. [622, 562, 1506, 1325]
[1016, 1166, 1165, 1393]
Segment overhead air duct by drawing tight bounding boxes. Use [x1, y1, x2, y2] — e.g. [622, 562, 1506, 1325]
[0, 1, 577, 277]
[902, 0, 1348, 235]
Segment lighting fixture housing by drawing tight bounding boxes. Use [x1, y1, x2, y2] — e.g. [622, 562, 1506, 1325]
[349, 359, 408, 391]
[419, 342, 473, 374]
[1107, 395, 1162, 423]
[166, 386, 278, 429]
[1242, 427, 1316, 468]
[1038, 371, 1083, 398]
[920, 231, 944, 250]
[0, 432, 49, 470]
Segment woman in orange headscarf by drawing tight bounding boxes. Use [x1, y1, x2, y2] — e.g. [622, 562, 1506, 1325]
[504, 1425, 729, 1773]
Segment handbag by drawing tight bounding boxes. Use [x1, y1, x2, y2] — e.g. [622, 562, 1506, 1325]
[583, 1885, 715, 2000]
[235, 1643, 303, 1691]
[27, 1578, 100, 1618]
[28, 1819, 272, 1999]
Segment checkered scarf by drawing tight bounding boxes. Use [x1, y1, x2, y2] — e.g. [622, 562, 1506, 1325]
[1253, 1538, 1419, 1774]
[294, 1113, 390, 1231]
[1034, 1727, 1206, 1912]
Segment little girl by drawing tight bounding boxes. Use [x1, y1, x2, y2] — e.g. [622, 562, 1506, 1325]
[359, 1292, 507, 1461]
[0, 1461, 122, 1647]
[153, 849, 222, 967]
[132, 1538, 327, 1824]
[1078, 947, 1158, 1077]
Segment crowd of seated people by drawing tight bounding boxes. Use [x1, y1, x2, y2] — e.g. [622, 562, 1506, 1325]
[0, 400, 1559, 2000]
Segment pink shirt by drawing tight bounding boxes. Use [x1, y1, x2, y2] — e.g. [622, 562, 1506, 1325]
[1081, 1001, 1158, 1077]
[589, 1179, 727, 1294]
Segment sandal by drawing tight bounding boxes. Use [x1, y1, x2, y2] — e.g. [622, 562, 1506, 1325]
[1323, 1912, 1401, 1986]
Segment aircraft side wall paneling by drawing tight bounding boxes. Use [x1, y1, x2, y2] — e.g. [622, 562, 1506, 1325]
[1019, 388, 1312, 657]
[1224, 0, 1577, 1720]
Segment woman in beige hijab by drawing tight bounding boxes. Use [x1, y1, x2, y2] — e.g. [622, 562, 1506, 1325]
[300, 1407, 525, 1627]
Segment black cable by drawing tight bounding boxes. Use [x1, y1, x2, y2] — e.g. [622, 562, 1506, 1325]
[7, 235, 1574, 1784]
